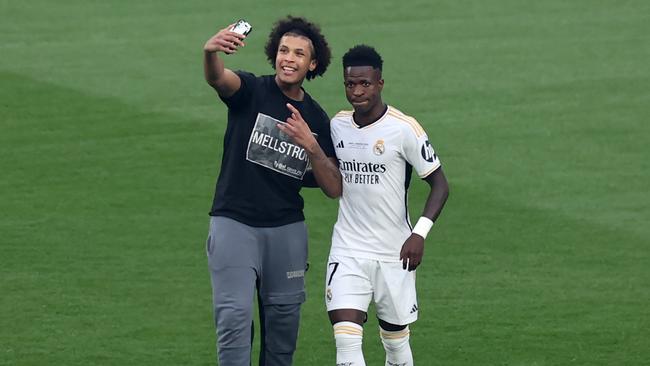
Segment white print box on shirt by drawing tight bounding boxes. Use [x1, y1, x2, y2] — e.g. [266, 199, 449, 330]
[246, 113, 317, 180]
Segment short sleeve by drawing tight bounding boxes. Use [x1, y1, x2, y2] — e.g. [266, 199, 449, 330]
[402, 122, 441, 179]
[218, 71, 256, 110]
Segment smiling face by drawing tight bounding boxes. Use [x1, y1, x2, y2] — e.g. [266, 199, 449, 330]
[274, 34, 317, 87]
[343, 65, 384, 118]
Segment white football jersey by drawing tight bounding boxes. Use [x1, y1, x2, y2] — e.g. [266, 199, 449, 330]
[330, 105, 441, 261]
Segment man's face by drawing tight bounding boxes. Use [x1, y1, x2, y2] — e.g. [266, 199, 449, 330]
[275, 34, 317, 86]
[343, 66, 384, 114]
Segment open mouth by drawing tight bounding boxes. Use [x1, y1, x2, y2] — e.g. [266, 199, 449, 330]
[281, 66, 297, 75]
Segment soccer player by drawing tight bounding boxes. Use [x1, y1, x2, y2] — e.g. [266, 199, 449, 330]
[327, 45, 449, 365]
[202, 16, 341, 366]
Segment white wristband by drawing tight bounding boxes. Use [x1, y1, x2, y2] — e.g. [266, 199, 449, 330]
[412, 217, 434, 239]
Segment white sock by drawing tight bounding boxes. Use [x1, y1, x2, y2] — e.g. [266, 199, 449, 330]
[380, 325, 413, 366]
[333, 321, 365, 366]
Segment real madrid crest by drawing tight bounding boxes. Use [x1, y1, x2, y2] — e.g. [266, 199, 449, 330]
[326, 288, 333, 302]
[373, 139, 385, 155]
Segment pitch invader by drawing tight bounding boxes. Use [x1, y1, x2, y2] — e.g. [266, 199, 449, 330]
[326, 45, 450, 366]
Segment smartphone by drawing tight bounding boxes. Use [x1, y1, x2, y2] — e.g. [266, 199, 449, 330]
[230, 19, 252, 36]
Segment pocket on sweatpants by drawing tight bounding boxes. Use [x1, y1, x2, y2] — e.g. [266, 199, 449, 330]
[205, 235, 212, 256]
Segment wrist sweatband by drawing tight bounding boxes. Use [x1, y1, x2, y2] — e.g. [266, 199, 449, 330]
[412, 217, 434, 239]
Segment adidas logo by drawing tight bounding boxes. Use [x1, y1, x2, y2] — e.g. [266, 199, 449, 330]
[336, 140, 345, 148]
[410, 304, 418, 314]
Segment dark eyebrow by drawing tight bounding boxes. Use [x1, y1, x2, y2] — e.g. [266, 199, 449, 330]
[347, 76, 372, 81]
[279, 44, 305, 53]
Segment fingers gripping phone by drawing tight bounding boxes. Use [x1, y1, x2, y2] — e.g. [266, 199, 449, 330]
[230, 19, 252, 36]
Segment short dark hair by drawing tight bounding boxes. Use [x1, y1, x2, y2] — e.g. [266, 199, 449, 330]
[342, 44, 383, 71]
[264, 16, 331, 80]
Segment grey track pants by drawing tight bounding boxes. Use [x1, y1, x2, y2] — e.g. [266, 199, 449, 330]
[206, 216, 308, 366]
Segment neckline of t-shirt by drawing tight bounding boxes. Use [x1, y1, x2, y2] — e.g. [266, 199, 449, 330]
[270, 75, 307, 103]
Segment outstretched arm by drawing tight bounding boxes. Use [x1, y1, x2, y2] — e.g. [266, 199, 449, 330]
[203, 24, 247, 97]
[400, 167, 450, 271]
[278, 104, 342, 198]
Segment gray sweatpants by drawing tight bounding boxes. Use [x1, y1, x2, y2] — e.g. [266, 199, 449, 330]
[206, 216, 308, 366]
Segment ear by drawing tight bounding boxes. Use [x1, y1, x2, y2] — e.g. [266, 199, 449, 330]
[309, 59, 317, 72]
[378, 78, 384, 91]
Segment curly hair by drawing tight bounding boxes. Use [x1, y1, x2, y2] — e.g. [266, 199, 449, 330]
[264, 16, 331, 80]
[342, 44, 383, 71]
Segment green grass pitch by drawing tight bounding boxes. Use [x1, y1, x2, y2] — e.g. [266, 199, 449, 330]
[1, 0, 649, 365]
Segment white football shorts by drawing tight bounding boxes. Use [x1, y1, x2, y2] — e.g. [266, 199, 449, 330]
[324, 254, 419, 325]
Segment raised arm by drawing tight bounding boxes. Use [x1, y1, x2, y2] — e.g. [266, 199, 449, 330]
[400, 167, 450, 271]
[278, 104, 342, 198]
[203, 24, 247, 98]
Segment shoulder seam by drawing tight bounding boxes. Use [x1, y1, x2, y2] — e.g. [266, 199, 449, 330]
[387, 110, 425, 137]
[334, 110, 354, 117]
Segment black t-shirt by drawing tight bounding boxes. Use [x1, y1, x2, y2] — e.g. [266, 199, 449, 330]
[209, 72, 335, 227]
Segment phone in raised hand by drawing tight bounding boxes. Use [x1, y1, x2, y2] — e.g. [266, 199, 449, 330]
[230, 19, 252, 36]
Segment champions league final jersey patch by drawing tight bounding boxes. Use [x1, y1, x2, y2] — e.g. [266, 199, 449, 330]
[246, 113, 315, 180]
